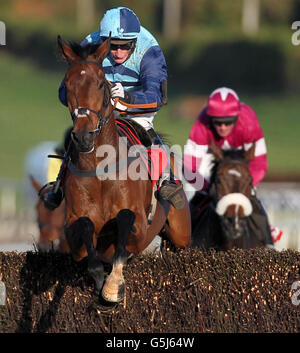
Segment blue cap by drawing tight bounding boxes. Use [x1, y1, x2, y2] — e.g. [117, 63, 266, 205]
[100, 7, 140, 40]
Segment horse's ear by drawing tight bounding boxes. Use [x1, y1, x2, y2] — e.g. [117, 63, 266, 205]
[29, 175, 42, 192]
[57, 35, 79, 63]
[93, 35, 111, 63]
[210, 140, 223, 162]
[245, 141, 256, 163]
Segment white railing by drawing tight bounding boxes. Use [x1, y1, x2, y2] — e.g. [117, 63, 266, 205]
[0, 178, 39, 246]
[0, 179, 300, 251]
[257, 182, 300, 251]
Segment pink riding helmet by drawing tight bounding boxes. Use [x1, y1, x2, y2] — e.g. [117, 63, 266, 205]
[207, 87, 240, 117]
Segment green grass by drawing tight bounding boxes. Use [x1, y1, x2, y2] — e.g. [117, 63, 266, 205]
[0, 53, 299, 180]
[245, 95, 300, 174]
[0, 53, 70, 179]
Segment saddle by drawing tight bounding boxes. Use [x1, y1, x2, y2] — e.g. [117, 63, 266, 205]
[116, 117, 152, 148]
[115, 117, 167, 225]
[115, 117, 168, 188]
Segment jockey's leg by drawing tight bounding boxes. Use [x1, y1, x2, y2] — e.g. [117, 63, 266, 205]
[41, 158, 67, 210]
[249, 194, 274, 248]
[42, 185, 64, 210]
[41, 127, 73, 210]
[147, 128, 185, 209]
[130, 115, 185, 210]
[257, 198, 275, 248]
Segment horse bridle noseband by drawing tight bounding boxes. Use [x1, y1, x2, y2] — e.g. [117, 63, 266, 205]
[67, 60, 113, 135]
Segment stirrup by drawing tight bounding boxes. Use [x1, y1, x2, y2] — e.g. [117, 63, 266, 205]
[158, 182, 185, 210]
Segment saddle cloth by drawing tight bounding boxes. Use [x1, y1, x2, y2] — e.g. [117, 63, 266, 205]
[115, 118, 168, 188]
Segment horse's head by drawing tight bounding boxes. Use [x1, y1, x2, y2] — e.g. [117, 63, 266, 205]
[30, 176, 65, 251]
[210, 141, 255, 239]
[58, 36, 112, 153]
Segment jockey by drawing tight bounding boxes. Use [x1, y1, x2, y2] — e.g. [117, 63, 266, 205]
[183, 87, 274, 247]
[44, 6, 185, 210]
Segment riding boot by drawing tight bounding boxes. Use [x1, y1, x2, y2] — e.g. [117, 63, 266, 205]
[42, 186, 64, 211]
[249, 194, 274, 248]
[41, 162, 66, 210]
[147, 128, 185, 210]
[258, 198, 275, 248]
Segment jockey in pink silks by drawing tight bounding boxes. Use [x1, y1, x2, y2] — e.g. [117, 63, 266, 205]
[183, 87, 277, 247]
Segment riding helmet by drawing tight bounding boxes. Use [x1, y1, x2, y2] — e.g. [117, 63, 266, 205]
[207, 87, 240, 119]
[100, 7, 141, 41]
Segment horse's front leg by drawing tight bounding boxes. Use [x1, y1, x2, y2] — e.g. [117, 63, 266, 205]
[66, 217, 104, 296]
[101, 209, 135, 303]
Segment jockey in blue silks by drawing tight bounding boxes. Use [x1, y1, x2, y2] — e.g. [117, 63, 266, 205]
[43, 7, 185, 211]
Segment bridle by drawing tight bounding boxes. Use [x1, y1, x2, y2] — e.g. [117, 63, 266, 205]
[208, 158, 253, 240]
[67, 60, 113, 135]
[211, 158, 253, 204]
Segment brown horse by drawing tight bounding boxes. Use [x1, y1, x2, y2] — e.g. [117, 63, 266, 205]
[30, 176, 68, 252]
[190, 141, 267, 250]
[57, 36, 191, 304]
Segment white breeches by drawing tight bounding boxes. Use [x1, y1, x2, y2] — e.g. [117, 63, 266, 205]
[130, 115, 155, 131]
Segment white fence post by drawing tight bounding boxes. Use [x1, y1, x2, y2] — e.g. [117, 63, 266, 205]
[0, 21, 5, 46]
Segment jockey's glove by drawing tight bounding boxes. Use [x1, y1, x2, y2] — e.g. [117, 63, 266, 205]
[110, 82, 134, 104]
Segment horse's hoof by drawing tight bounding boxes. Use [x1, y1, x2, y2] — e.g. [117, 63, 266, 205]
[87, 300, 118, 314]
[101, 282, 125, 303]
[97, 298, 120, 313]
[97, 303, 118, 313]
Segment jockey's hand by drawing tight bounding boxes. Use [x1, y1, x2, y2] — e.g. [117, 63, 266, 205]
[110, 82, 134, 104]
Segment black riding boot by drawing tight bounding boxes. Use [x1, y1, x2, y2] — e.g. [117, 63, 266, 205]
[41, 135, 72, 211]
[147, 128, 185, 210]
[42, 186, 64, 211]
[249, 195, 274, 248]
[258, 198, 275, 248]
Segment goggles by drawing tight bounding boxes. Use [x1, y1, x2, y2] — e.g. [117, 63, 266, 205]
[211, 116, 238, 126]
[101, 37, 136, 51]
[213, 121, 235, 127]
[110, 42, 134, 51]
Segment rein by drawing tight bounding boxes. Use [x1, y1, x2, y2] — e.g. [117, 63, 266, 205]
[68, 155, 140, 178]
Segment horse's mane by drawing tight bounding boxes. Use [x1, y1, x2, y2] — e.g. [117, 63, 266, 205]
[67, 41, 101, 59]
[222, 148, 245, 161]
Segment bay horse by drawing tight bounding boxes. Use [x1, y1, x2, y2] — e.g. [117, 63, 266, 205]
[26, 130, 73, 252]
[30, 176, 68, 252]
[57, 36, 191, 304]
[190, 141, 266, 250]
[24, 140, 66, 252]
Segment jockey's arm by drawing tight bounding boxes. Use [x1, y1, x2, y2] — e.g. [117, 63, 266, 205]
[59, 78, 68, 107]
[243, 110, 268, 187]
[182, 112, 210, 191]
[249, 145, 268, 186]
[130, 46, 168, 107]
[58, 45, 167, 109]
